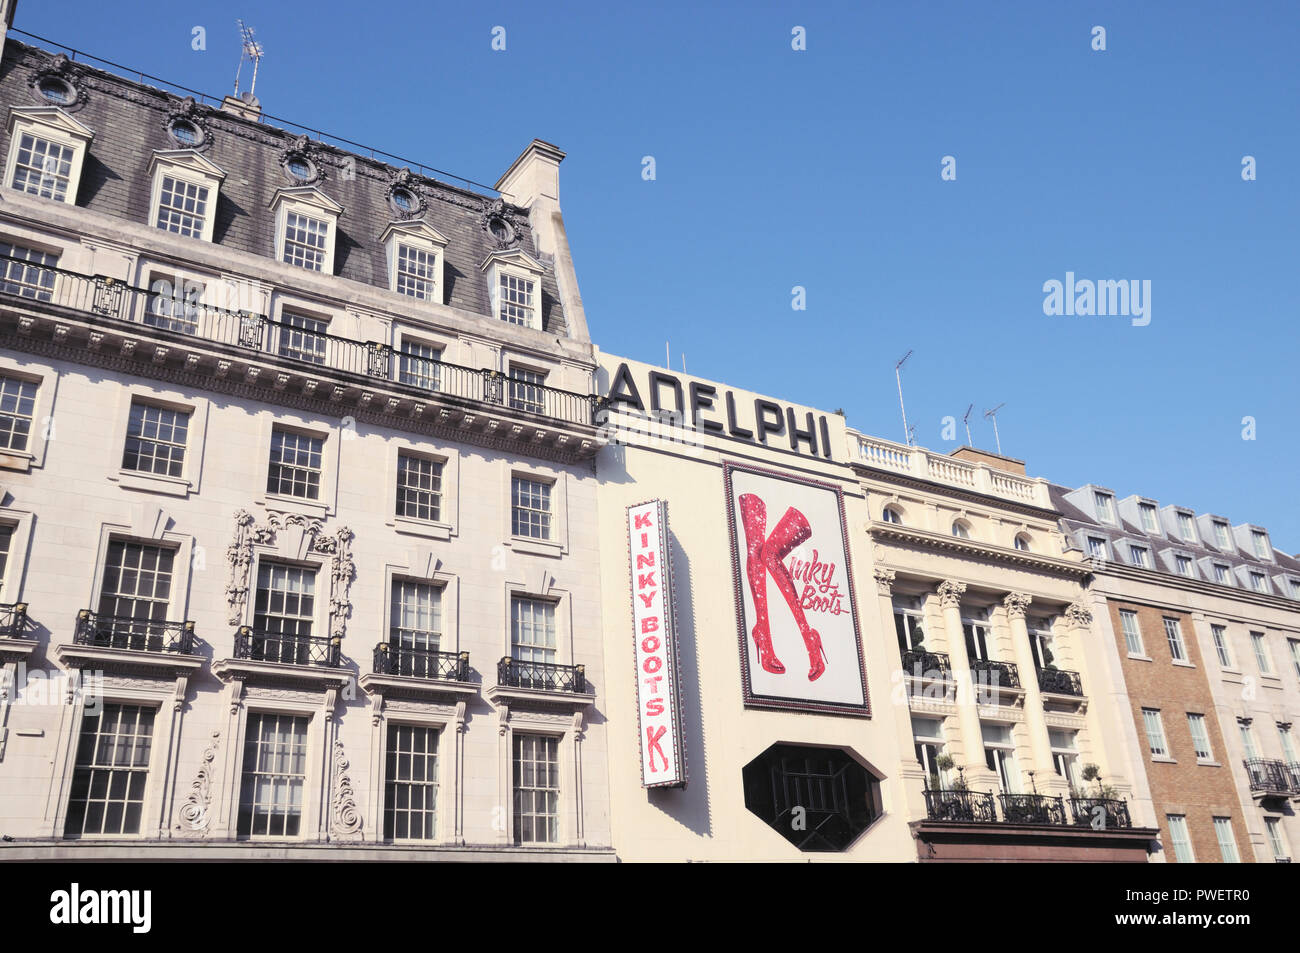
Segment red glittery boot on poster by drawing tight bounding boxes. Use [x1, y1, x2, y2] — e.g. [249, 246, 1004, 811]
[761, 506, 827, 682]
[738, 493, 785, 674]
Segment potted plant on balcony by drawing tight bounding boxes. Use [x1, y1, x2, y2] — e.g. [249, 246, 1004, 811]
[933, 753, 955, 791]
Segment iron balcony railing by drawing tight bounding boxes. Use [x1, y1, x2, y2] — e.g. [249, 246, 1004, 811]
[0, 602, 29, 639]
[497, 657, 586, 694]
[900, 649, 951, 681]
[74, 610, 196, 654]
[1244, 758, 1295, 796]
[922, 789, 999, 823]
[234, 626, 342, 668]
[373, 643, 469, 681]
[999, 793, 1067, 826]
[1288, 763, 1300, 792]
[1068, 796, 1133, 829]
[969, 657, 1021, 690]
[1037, 667, 1085, 696]
[0, 256, 600, 427]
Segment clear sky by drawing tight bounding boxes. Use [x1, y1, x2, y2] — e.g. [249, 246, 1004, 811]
[15, 1, 1300, 548]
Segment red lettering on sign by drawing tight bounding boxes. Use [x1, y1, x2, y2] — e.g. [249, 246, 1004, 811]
[638, 571, 657, 589]
[644, 675, 663, 694]
[643, 656, 662, 673]
[646, 697, 664, 716]
[634, 513, 653, 529]
[641, 635, 660, 653]
[638, 592, 655, 608]
[636, 552, 656, 570]
[641, 617, 659, 634]
[646, 725, 668, 772]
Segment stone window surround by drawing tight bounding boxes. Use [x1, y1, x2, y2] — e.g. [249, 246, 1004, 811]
[501, 577, 573, 666]
[366, 700, 466, 845]
[0, 505, 33, 603]
[0, 352, 58, 473]
[104, 383, 211, 499]
[503, 463, 568, 559]
[258, 413, 340, 520]
[83, 518, 196, 624]
[146, 149, 226, 244]
[381, 219, 447, 304]
[482, 249, 545, 331]
[4, 106, 94, 206]
[385, 439, 460, 542]
[270, 186, 343, 276]
[378, 559, 460, 657]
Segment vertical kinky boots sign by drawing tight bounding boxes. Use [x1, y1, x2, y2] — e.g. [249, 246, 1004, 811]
[627, 500, 687, 787]
[724, 463, 870, 716]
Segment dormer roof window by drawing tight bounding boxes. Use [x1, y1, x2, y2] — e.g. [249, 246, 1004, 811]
[482, 248, 545, 330]
[270, 186, 343, 274]
[4, 106, 93, 205]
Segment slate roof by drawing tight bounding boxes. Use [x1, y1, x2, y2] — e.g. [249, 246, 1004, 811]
[1048, 483, 1300, 599]
[0, 39, 568, 335]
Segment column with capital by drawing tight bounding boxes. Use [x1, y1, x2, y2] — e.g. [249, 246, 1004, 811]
[1004, 592, 1063, 795]
[935, 580, 993, 787]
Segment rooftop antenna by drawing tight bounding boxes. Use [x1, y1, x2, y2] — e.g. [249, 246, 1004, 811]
[894, 350, 913, 446]
[234, 19, 264, 100]
[681, 353, 686, 373]
[983, 402, 1006, 455]
[665, 341, 670, 369]
[962, 403, 974, 446]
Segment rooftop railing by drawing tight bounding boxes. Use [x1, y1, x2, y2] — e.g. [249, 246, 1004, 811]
[852, 432, 1052, 508]
[0, 256, 599, 428]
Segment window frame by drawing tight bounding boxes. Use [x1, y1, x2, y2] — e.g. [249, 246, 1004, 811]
[259, 416, 339, 517]
[147, 150, 225, 243]
[1210, 624, 1235, 670]
[1186, 713, 1214, 763]
[482, 248, 545, 331]
[1163, 617, 1189, 664]
[1250, 631, 1275, 676]
[1213, 817, 1240, 863]
[0, 353, 58, 472]
[503, 465, 568, 558]
[4, 106, 93, 206]
[381, 220, 447, 303]
[1142, 708, 1170, 760]
[270, 187, 342, 275]
[1119, 608, 1145, 657]
[106, 385, 209, 497]
[386, 441, 459, 541]
[1166, 814, 1195, 863]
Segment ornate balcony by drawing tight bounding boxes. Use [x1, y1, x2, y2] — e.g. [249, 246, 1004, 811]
[969, 658, 1021, 693]
[901, 649, 952, 682]
[1068, 797, 1133, 829]
[55, 610, 203, 678]
[232, 627, 340, 667]
[359, 643, 476, 705]
[0, 256, 603, 461]
[0, 602, 35, 664]
[999, 793, 1067, 826]
[213, 626, 350, 693]
[1037, 666, 1084, 697]
[923, 789, 998, 823]
[485, 657, 594, 714]
[1244, 758, 1295, 798]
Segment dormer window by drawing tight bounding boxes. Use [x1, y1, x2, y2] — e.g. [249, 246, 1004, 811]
[1087, 537, 1107, 559]
[1094, 491, 1115, 523]
[148, 150, 225, 243]
[167, 119, 202, 148]
[1176, 512, 1196, 542]
[1213, 563, 1231, 584]
[5, 106, 93, 205]
[381, 220, 447, 303]
[271, 187, 342, 274]
[1213, 521, 1232, 549]
[1129, 545, 1150, 568]
[1252, 530, 1270, 559]
[482, 248, 545, 330]
[1175, 555, 1193, 577]
[1139, 503, 1158, 533]
[1249, 571, 1267, 593]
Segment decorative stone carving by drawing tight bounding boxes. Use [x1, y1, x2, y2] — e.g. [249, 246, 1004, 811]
[162, 96, 213, 151]
[224, 510, 355, 639]
[331, 738, 362, 839]
[177, 731, 220, 835]
[1003, 592, 1032, 620]
[385, 167, 427, 219]
[873, 567, 896, 595]
[937, 580, 967, 609]
[480, 197, 523, 247]
[1064, 601, 1093, 629]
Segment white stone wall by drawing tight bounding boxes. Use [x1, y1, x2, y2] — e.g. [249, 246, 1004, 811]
[0, 351, 611, 854]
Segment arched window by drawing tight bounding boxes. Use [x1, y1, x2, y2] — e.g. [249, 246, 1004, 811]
[1014, 534, 1031, 552]
[951, 520, 971, 539]
[882, 506, 902, 525]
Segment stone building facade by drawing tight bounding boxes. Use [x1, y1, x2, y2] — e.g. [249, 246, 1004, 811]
[0, 27, 611, 859]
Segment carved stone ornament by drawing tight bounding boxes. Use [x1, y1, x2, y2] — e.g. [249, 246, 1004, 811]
[386, 167, 427, 219]
[281, 134, 325, 185]
[1003, 592, 1032, 620]
[176, 731, 220, 836]
[873, 567, 896, 595]
[480, 197, 523, 248]
[162, 96, 213, 151]
[936, 580, 967, 609]
[331, 737, 363, 839]
[224, 509, 356, 639]
[30, 53, 85, 110]
[1064, 601, 1093, 629]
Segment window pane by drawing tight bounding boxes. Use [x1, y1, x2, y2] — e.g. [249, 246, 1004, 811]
[64, 704, 156, 837]
[238, 713, 309, 837]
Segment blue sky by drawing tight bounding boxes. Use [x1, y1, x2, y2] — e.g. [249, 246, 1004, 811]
[17, 1, 1300, 547]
